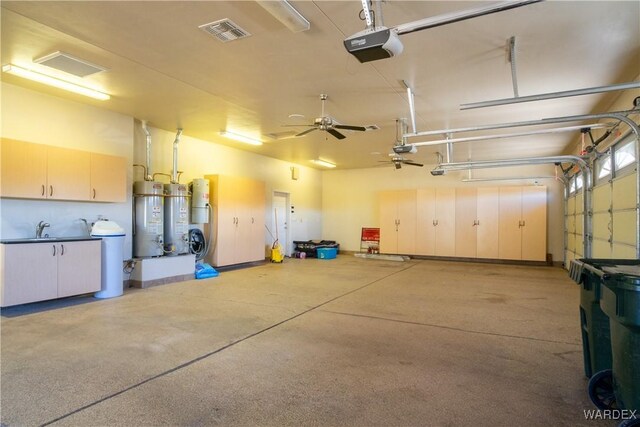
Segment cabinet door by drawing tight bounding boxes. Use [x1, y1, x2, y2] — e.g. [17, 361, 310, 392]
[499, 187, 523, 260]
[379, 191, 399, 254]
[246, 178, 266, 262]
[47, 146, 90, 200]
[476, 187, 500, 259]
[211, 175, 240, 266]
[1, 243, 58, 306]
[416, 188, 436, 256]
[57, 241, 102, 297]
[521, 186, 547, 261]
[0, 138, 47, 199]
[90, 153, 126, 202]
[396, 190, 416, 254]
[435, 188, 456, 257]
[455, 188, 477, 258]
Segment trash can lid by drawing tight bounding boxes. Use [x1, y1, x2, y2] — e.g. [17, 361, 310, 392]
[91, 220, 125, 237]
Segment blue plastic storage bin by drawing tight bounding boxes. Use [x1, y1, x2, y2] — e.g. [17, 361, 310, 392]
[317, 247, 337, 259]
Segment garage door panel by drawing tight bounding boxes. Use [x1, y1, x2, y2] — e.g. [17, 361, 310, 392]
[567, 215, 576, 233]
[576, 193, 584, 214]
[565, 250, 575, 270]
[612, 174, 637, 210]
[612, 243, 636, 259]
[612, 211, 637, 245]
[576, 214, 584, 235]
[567, 197, 576, 215]
[593, 213, 611, 239]
[592, 239, 611, 258]
[575, 235, 584, 257]
[567, 233, 575, 251]
[593, 185, 611, 212]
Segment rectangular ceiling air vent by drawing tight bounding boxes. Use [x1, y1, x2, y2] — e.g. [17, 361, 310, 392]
[199, 19, 251, 42]
[34, 51, 107, 77]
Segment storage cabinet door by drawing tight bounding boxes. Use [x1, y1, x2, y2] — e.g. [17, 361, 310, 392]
[416, 188, 436, 256]
[521, 186, 547, 261]
[396, 190, 416, 254]
[476, 187, 500, 259]
[455, 188, 477, 258]
[47, 146, 90, 201]
[57, 241, 102, 297]
[90, 153, 126, 202]
[247, 179, 266, 262]
[435, 188, 456, 257]
[379, 191, 399, 254]
[1, 243, 57, 306]
[499, 187, 523, 260]
[0, 138, 48, 199]
[213, 175, 240, 266]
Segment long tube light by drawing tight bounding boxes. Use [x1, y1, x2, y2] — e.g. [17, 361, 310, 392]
[310, 159, 336, 168]
[256, 0, 310, 32]
[2, 64, 110, 100]
[460, 81, 640, 110]
[219, 131, 263, 146]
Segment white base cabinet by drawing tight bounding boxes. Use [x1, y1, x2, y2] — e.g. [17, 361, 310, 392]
[0, 240, 101, 307]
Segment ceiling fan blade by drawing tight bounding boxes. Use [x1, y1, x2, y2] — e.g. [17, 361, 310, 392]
[327, 128, 346, 140]
[333, 124, 367, 132]
[282, 124, 315, 128]
[296, 128, 318, 137]
[403, 161, 424, 167]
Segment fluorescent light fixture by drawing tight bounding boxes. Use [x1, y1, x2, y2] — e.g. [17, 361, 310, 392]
[310, 159, 336, 168]
[219, 131, 263, 146]
[2, 64, 110, 100]
[256, 0, 310, 33]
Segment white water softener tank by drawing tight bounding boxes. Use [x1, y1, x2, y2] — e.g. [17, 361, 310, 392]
[133, 181, 164, 257]
[92, 220, 126, 299]
[190, 178, 210, 224]
[164, 183, 190, 256]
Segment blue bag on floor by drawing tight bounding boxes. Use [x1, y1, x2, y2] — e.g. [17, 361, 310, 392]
[195, 263, 219, 279]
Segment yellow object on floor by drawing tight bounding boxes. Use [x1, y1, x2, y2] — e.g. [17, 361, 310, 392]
[271, 241, 284, 263]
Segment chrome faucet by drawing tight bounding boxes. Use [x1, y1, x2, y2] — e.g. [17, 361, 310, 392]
[36, 221, 50, 239]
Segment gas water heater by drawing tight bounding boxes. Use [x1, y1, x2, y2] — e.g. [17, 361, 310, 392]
[133, 181, 164, 257]
[164, 183, 190, 256]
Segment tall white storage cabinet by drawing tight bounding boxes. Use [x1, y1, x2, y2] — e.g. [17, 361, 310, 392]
[205, 175, 266, 267]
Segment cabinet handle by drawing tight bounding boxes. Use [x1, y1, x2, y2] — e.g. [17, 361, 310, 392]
[49, 185, 53, 197]
[41, 185, 45, 196]
[252, 217, 254, 224]
[521, 220, 525, 227]
[93, 189, 96, 199]
[476, 220, 480, 226]
[433, 219, 439, 226]
[61, 244, 65, 256]
[52, 245, 56, 256]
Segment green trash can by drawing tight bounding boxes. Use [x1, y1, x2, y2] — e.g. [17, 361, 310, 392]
[569, 259, 613, 378]
[599, 263, 640, 412]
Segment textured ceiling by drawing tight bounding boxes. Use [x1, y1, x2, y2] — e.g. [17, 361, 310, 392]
[1, 1, 639, 169]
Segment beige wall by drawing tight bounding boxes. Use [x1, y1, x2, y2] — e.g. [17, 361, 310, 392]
[322, 163, 566, 262]
[0, 83, 135, 258]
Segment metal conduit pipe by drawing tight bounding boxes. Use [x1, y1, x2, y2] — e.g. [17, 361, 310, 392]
[432, 155, 593, 257]
[141, 121, 153, 181]
[172, 128, 183, 184]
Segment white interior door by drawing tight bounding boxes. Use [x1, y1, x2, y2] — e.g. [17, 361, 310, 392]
[272, 192, 291, 256]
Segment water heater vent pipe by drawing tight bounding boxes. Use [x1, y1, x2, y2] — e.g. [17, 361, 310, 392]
[141, 121, 153, 181]
[172, 128, 183, 184]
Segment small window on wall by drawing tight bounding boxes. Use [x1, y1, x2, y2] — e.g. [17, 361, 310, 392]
[596, 154, 612, 183]
[614, 139, 636, 174]
[569, 176, 576, 195]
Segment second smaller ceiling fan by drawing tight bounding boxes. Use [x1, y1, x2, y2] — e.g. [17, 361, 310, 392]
[378, 155, 424, 170]
[286, 94, 376, 140]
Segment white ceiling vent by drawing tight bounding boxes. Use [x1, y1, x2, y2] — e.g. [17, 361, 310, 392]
[34, 51, 107, 77]
[199, 19, 251, 42]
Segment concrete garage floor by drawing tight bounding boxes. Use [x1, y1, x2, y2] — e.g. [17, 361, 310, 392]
[1, 257, 614, 426]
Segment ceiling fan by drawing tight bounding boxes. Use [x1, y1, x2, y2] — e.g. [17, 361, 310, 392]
[287, 94, 376, 140]
[378, 155, 424, 169]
